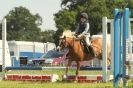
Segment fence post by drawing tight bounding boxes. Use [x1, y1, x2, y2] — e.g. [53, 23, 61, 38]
[102, 17, 108, 82]
[114, 8, 120, 88]
[123, 8, 129, 87]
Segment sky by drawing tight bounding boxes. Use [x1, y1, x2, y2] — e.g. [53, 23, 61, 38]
[0, 0, 61, 31]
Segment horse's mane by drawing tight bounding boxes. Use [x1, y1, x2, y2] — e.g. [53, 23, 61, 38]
[61, 30, 73, 38]
[61, 30, 111, 44]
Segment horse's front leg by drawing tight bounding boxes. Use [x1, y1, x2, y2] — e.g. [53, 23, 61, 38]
[76, 60, 81, 80]
[65, 59, 72, 77]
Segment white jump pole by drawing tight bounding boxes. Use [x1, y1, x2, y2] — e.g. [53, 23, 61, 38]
[110, 19, 114, 73]
[129, 18, 133, 60]
[102, 17, 114, 82]
[102, 17, 108, 82]
[2, 18, 6, 72]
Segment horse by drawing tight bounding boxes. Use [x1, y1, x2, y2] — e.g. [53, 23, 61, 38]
[57, 30, 111, 79]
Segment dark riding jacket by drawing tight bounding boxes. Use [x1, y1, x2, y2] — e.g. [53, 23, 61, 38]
[75, 21, 90, 36]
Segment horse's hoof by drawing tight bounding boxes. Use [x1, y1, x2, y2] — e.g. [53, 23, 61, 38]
[63, 75, 67, 79]
[62, 75, 67, 82]
[73, 80, 77, 83]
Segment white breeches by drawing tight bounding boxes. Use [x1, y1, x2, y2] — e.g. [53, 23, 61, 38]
[84, 33, 90, 46]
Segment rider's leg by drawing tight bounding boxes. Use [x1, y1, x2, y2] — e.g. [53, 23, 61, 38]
[84, 34, 96, 57]
[85, 34, 90, 46]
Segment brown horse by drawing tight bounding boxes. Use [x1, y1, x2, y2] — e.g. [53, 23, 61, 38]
[58, 30, 111, 78]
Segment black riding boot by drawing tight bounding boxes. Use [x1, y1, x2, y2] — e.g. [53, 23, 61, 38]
[81, 39, 90, 53]
[88, 46, 96, 57]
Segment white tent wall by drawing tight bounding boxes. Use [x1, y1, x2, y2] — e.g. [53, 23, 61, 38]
[0, 40, 11, 66]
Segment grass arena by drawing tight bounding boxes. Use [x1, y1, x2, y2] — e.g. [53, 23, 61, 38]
[1, 5, 133, 88]
[0, 69, 133, 88]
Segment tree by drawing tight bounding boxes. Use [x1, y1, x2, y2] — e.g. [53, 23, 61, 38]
[41, 30, 55, 43]
[54, 0, 127, 45]
[5, 6, 43, 41]
[128, 0, 133, 9]
[54, 10, 77, 45]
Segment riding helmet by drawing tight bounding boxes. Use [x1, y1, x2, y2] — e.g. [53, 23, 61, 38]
[80, 12, 88, 20]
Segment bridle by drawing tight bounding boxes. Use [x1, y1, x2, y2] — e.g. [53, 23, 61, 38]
[58, 36, 67, 50]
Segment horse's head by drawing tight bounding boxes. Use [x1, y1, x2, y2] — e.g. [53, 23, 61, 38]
[57, 30, 73, 51]
[57, 36, 67, 51]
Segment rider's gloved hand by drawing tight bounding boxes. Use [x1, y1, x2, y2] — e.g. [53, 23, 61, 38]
[74, 33, 78, 37]
[78, 34, 82, 38]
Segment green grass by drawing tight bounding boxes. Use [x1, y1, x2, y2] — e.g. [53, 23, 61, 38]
[0, 81, 113, 88]
[6, 69, 103, 75]
[0, 70, 132, 88]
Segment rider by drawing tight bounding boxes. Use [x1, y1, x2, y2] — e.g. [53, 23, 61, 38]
[74, 12, 90, 46]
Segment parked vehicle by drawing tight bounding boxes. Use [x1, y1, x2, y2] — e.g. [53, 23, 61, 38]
[29, 50, 68, 66]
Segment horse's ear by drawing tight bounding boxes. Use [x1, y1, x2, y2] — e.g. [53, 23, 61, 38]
[64, 36, 66, 39]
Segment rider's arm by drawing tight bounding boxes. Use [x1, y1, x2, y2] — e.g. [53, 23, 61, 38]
[75, 24, 79, 34]
[80, 23, 90, 36]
